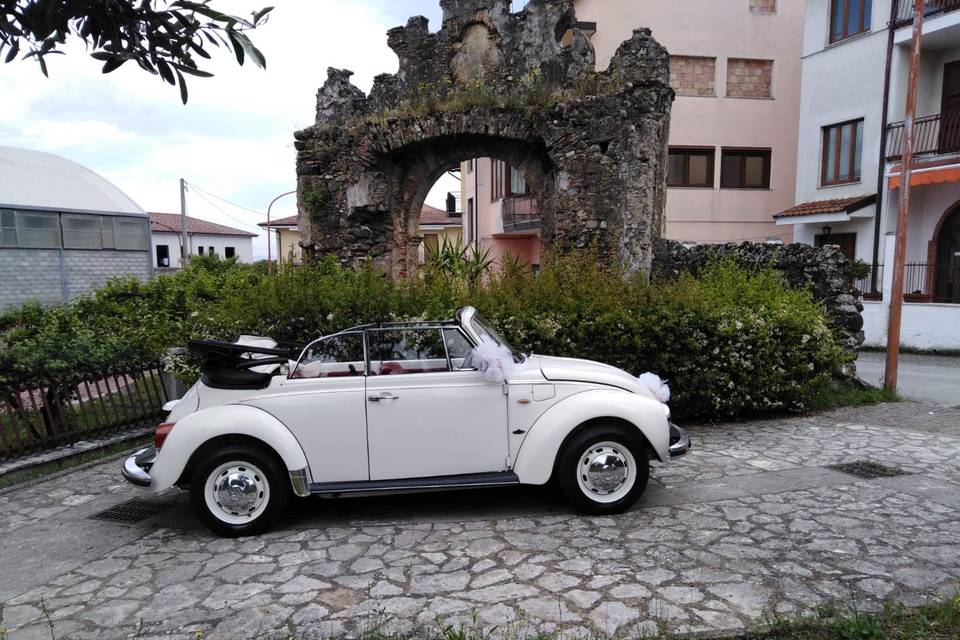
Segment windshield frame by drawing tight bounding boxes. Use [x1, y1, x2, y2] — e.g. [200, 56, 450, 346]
[469, 312, 524, 363]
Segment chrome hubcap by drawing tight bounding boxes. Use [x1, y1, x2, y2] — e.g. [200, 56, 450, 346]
[204, 461, 270, 524]
[577, 441, 637, 504]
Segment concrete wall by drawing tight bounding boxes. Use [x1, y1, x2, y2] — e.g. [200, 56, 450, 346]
[0, 248, 151, 309]
[795, 0, 890, 207]
[860, 232, 960, 351]
[573, 0, 804, 245]
[151, 232, 253, 268]
[0, 249, 65, 307]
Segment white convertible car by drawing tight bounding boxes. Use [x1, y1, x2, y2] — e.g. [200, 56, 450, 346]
[123, 307, 689, 536]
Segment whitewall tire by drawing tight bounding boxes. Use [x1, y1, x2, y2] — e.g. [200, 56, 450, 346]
[557, 426, 649, 515]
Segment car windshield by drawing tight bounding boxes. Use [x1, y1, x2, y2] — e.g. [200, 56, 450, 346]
[470, 313, 524, 362]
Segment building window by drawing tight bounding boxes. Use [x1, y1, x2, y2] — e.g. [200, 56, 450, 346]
[0, 210, 16, 247]
[114, 217, 149, 250]
[62, 214, 103, 249]
[15, 210, 61, 248]
[822, 119, 864, 186]
[669, 56, 716, 97]
[224, 246, 236, 259]
[667, 148, 715, 188]
[750, 0, 776, 13]
[491, 160, 530, 200]
[208, 246, 215, 256]
[101, 217, 115, 249]
[156, 244, 170, 267]
[830, 0, 872, 44]
[720, 148, 772, 189]
[198, 246, 205, 255]
[726, 59, 774, 99]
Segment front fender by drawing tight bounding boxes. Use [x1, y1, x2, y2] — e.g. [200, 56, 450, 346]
[149, 404, 310, 492]
[513, 389, 670, 485]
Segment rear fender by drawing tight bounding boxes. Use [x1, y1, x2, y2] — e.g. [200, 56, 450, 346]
[512, 389, 670, 485]
[149, 404, 310, 493]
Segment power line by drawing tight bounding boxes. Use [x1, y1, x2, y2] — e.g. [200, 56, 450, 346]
[185, 181, 271, 218]
[187, 188, 264, 232]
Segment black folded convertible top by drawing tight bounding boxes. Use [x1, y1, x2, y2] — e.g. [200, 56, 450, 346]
[187, 339, 300, 390]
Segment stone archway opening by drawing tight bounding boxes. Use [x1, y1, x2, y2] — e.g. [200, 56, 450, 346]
[294, 0, 674, 279]
[933, 203, 960, 303]
[394, 135, 554, 273]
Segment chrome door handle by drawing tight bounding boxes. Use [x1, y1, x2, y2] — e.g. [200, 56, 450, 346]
[368, 393, 399, 402]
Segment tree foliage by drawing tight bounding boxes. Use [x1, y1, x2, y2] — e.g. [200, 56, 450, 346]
[0, 0, 272, 102]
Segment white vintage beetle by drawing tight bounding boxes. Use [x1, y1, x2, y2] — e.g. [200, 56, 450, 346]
[122, 307, 689, 536]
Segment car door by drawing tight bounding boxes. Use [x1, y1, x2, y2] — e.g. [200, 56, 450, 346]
[244, 332, 368, 483]
[364, 327, 509, 480]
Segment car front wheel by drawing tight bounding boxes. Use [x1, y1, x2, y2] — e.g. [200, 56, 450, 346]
[190, 445, 288, 537]
[557, 426, 650, 515]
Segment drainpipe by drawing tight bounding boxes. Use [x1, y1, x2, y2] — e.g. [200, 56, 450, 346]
[870, 0, 900, 295]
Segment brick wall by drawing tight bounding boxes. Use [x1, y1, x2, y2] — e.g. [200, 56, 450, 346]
[749, 0, 776, 13]
[726, 58, 774, 98]
[669, 55, 716, 97]
[63, 250, 150, 299]
[0, 249, 150, 310]
[0, 249, 64, 308]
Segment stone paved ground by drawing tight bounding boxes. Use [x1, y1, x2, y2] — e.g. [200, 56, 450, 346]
[2, 402, 960, 640]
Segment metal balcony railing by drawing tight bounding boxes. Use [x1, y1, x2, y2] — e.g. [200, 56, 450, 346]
[501, 196, 540, 233]
[893, 0, 960, 25]
[854, 264, 884, 299]
[885, 110, 960, 160]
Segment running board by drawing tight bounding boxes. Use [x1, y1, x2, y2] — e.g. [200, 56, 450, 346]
[309, 471, 520, 495]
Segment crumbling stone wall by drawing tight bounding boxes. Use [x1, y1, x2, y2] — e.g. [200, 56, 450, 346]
[652, 239, 866, 356]
[294, 0, 674, 277]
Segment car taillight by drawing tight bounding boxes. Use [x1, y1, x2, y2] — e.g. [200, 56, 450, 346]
[154, 422, 175, 449]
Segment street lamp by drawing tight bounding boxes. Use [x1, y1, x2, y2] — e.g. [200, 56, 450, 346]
[267, 189, 297, 275]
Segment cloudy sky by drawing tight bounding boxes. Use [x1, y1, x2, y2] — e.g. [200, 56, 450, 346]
[0, 0, 459, 258]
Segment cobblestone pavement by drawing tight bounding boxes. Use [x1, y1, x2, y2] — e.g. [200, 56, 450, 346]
[2, 402, 960, 639]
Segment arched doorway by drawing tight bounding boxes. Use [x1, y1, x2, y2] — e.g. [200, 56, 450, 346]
[934, 204, 960, 303]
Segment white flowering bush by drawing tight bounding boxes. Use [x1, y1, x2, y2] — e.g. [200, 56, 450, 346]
[0, 254, 849, 421]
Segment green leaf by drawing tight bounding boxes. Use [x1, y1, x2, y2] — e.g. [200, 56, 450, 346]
[175, 68, 188, 104]
[102, 56, 126, 73]
[172, 63, 213, 78]
[4, 41, 20, 64]
[227, 30, 244, 66]
[157, 58, 175, 84]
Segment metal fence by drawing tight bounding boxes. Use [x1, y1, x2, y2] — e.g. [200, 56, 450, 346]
[854, 264, 884, 299]
[893, 0, 960, 24]
[501, 196, 540, 233]
[0, 363, 168, 462]
[903, 262, 935, 301]
[886, 110, 960, 160]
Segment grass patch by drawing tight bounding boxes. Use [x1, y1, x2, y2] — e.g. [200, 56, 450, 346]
[0, 435, 150, 491]
[752, 596, 960, 639]
[807, 379, 900, 413]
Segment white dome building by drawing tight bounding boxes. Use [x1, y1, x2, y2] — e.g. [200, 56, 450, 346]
[0, 146, 152, 309]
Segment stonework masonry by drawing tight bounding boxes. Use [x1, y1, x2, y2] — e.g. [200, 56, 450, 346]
[294, 0, 675, 277]
[0, 249, 151, 309]
[669, 55, 716, 98]
[725, 58, 773, 99]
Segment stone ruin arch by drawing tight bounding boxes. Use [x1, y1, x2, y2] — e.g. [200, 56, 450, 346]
[294, 0, 674, 277]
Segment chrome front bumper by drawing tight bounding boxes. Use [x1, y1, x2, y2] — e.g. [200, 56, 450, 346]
[668, 422, 691, 457]
[122, 447, 157, 487]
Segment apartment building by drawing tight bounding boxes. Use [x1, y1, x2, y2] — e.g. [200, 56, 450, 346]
[460, 0, 805, 267]
[775, 0, 960, 350]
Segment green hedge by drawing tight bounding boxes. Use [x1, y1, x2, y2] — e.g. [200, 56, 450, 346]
[0, 254, 849, 421]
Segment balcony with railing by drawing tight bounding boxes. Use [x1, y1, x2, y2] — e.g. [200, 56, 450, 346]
[501, 196, 540, 234]
[885, 110, 960, 160]
[893, 0, 960, 26]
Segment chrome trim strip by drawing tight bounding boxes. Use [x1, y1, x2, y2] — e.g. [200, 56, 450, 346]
[289, 468, 311, 497]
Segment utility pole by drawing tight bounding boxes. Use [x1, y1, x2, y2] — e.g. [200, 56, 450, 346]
[885, 0, 925, 391]
[179, 178, 189, 267]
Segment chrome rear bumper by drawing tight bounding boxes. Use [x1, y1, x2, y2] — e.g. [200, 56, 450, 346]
[668, 422, 691, 457]
[122, 447, 156, 487]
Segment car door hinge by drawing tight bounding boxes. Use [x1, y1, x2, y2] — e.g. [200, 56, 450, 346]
[501, 383, 509, 396]
[505, 454, 512, 469]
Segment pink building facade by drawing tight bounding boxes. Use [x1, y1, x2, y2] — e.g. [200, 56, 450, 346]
[461, 0, 804, 267]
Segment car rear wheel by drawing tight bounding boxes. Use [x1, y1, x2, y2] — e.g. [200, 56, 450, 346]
[190, 445, 288, 537]
[557, 425, 650, 515]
